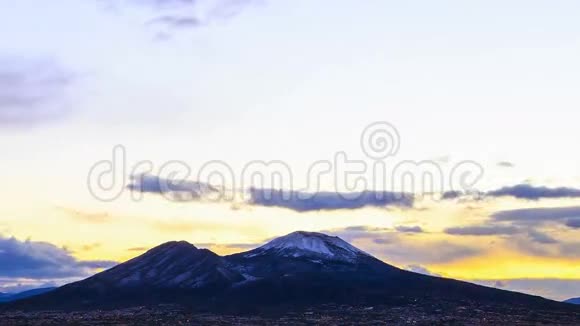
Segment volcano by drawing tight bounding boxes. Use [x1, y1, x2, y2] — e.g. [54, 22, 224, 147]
[3, 231, 577, 313]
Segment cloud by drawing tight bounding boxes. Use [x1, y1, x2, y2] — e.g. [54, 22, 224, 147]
[79, 243, 101, 252]
[57, 207, 112, 224]
[443, 220, 560, 248]
[342, 226, 390, 232]
[0, 279, 60, 294]
[129, 174, 413, 212]
[127, 174, 220, 201]
[558, 242, 580, 258]
[491, 206, 580, 225]
[249, 188, 414, 212]
[444, 225, 519, 236]
[324, 227, 482, 264]
[148, 15, 201, 28]
[405, 265, 441, 277]
[0, 56, 73, 126]
[441, 190, 463, 200]
[487, 184, 580, 200]
[127, 247, 149, 252]
[497, 161, 515, 168]
[197, 242, 260, 250]
[565, 218, 580, 229]
[527, 230, 558, 244]
[376, 240, 481, 264]
[474, 279, 580, 301]
[110, 0, 259, 33]
[0, 235, 117, 279]
[394, 225, 423, 233]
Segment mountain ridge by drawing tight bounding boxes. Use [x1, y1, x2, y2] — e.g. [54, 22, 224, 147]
[566, 297, 580, 304]
[2, 231, 579, 314]
[0, 288, 56, 303]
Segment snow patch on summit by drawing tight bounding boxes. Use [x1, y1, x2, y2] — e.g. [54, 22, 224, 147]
[256, 231, 368, 260]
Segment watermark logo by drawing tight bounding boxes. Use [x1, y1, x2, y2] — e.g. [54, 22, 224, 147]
[87, 122, 484, 204]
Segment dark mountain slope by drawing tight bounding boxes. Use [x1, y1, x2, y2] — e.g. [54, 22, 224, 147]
[3, 232, 579, 314]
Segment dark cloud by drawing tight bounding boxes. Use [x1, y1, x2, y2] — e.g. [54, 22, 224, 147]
[249, 188, 413, 212]
[444, 225, 519, 236]
[394, 225, 423, 233]
[441, 190, 463, 200]
[565, 218, 580, 229]
[487, 184, 580, 200]
[0, 236, 117, 279]
[128, 174, 219, 201]
[439, 184, 580, 203]
[491, 206, 580, 224]
[129, 174, 413, 211]
[440, 190, 485, 201]
[76, 260, 118, 269]
[0, 57, 73, 126]
[372, 238, 395, 245]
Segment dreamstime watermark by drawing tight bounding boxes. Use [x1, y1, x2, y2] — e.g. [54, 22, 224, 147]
[87, 122, 484, 203]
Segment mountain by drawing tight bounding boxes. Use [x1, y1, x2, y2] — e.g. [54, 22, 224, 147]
[3, 231, 578, 313]
[67, 241, 244, 289]
[566, 298, 580, 304]
[0, 288, 56, 303]
[225, 231, 396, 278]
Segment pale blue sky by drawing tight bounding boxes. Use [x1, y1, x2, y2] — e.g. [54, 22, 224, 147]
[2, 1, 580, 176]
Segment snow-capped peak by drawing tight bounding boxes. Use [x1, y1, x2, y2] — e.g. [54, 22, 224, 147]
[255, 231, 368, 260]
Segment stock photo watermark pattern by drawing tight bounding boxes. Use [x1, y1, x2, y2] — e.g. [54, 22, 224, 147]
[87, 122, 484, 204]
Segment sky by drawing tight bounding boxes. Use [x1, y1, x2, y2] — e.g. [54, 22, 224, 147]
[0, 0, 580, 301]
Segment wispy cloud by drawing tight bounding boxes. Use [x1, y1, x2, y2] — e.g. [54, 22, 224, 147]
[492, 206, 580, 225]
[0, 56, 74, 126]
[394, 225, 423, 233]
[324, 226, 482, 264]
[57, 207, 113, 224]
[487, 184, 580, 200]
[108, 0, 260, 34]
[444, 225, 519, 236]
[127, 247, 149, 252]
[441, 184, 580, 201]
[526, 229, 558, 244]
[497, 161, 515, 168]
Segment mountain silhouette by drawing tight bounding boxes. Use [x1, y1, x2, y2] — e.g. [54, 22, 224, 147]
[3, 231, 578, 313]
